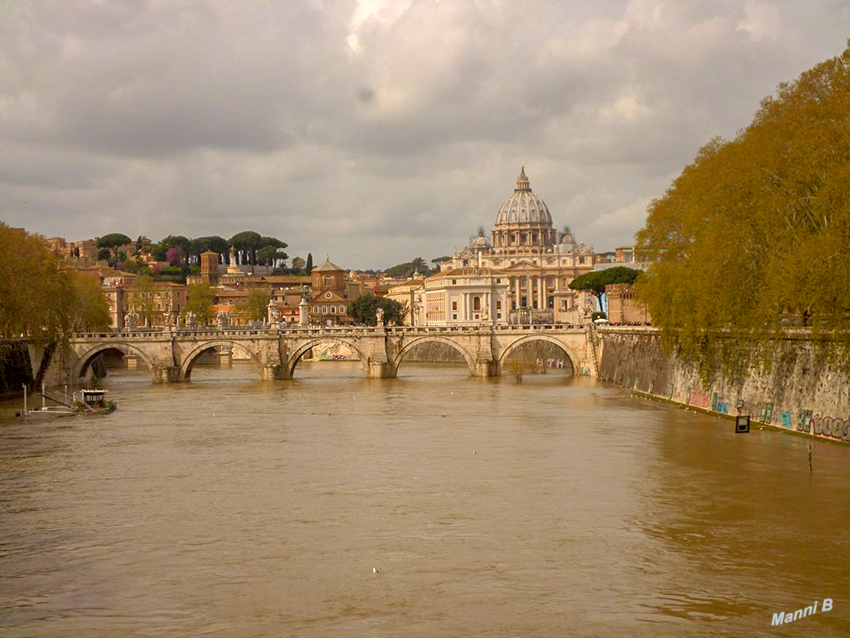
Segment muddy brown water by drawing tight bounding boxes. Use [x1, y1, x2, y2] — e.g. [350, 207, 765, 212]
[1, 361, 848, 637]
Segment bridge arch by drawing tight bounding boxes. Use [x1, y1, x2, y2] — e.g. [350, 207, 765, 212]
[74, 342, 155, 380]
[287, 338, 369, 377]
[498, 334, 578, 374]
[180, 341, 263, 380]
[391, 336, 476, 376]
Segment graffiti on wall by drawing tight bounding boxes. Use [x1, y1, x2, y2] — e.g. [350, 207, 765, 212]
[689, 391, 711, 409]
[810, 414, 850, 442]
[711, 393, 729, 414]
[536, 358, 567, 369]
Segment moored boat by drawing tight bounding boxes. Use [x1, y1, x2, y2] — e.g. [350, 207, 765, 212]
[15, 385, 117, 418]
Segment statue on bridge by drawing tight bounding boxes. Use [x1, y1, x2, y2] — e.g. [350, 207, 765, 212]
[375, 307, 384, 326]
[267, 296, 280, 325]
[124, 312, 138, 330]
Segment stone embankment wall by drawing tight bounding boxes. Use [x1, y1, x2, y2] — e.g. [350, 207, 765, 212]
[598, 328, 850, 444]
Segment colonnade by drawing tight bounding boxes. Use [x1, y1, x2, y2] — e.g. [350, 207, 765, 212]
[492, 228, 557, 248]
[509, 275, 560, 310]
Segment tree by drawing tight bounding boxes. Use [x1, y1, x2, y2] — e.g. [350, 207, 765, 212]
[257, 245, 285, 267]
[184, 283, 215, 326]
[305, 253, 313, 275]
[568, 267, 640, 309]
[291, 256, 306, 272]
[636, 42, 850, 374]
[229, 231, 262, 267]
[68, 272, 111, 332]
[97, 233, 132, 262]
[193, 236, 229, 264]
[349, 294, 405, 326]
[122, 259, 141, 274]
[135, 235, 152, 254]
[158, 235, 191, 266]
[384, 258, 428, 278]
[432, 256, 451, 268]
[165, 246, 182, 267]
[0, 224, 111, 387]
[237, 288, 271, 322]
[133, 276, 163, 327]
[150, 243, 168, 262]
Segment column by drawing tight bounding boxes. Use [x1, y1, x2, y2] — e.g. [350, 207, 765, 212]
[514, 279, 521, 309]
[538, 277, 545, 309]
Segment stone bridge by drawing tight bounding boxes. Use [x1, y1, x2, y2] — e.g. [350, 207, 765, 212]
[63, 324, 602, 384]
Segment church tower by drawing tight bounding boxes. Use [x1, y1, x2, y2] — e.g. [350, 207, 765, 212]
[200, 250, 220, 285]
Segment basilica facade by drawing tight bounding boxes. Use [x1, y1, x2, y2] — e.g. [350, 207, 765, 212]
[442, 167, 597, 323]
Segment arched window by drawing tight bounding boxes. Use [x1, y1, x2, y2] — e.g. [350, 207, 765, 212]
[473, 297, 481, 311]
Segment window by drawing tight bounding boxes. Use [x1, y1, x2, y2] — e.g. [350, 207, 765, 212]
[496, 300, 501, 310]
[330, 306, 336, 314]
[473, 297, 480, 311]
[496, 278, 501, 283]
[313, 306, 318, 313]
[322, 306, 328, 313]
[452, 314, 457, 320]
[452, 301, 457, 310]
[324, 276, 332, 286]
[452, 279, 457, 285]
[579, 256, 585, 264]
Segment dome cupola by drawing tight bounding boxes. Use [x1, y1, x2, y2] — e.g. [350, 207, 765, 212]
[492, 167, 556, 250]
[494, 166, 553, 226]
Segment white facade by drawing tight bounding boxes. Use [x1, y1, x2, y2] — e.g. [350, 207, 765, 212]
[417, 268, 509, 326]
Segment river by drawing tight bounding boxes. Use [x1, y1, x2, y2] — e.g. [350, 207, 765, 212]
[1, 361, 848, 637]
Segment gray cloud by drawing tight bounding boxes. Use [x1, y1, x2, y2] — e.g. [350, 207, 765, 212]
[1, 0, 848, 266]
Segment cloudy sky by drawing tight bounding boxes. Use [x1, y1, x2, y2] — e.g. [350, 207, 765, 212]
[1, 1, 849, 268]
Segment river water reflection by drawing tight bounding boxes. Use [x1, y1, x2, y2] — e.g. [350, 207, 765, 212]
[1, 361, 848, 637]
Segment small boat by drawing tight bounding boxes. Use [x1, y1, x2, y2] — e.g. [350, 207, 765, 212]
[15, 384, 117, 418]
[74, 389, 118, 415]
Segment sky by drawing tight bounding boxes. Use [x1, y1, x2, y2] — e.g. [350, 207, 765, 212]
[1, 1, 849, 269]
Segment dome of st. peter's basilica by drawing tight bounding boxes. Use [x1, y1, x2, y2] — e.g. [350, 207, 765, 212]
[494, 166, 553, 227]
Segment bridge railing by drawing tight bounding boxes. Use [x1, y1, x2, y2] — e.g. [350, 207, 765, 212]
[71, 323, 591, 340]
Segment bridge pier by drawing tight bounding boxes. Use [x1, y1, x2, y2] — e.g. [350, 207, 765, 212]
[472, 360, 500, 377]
[152, 365, 181, 384]
[261, 363, 289, 381]
[367, 361, 395, 379]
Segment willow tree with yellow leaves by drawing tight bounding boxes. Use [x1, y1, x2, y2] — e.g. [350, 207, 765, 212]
[636, 42, 850, 378]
